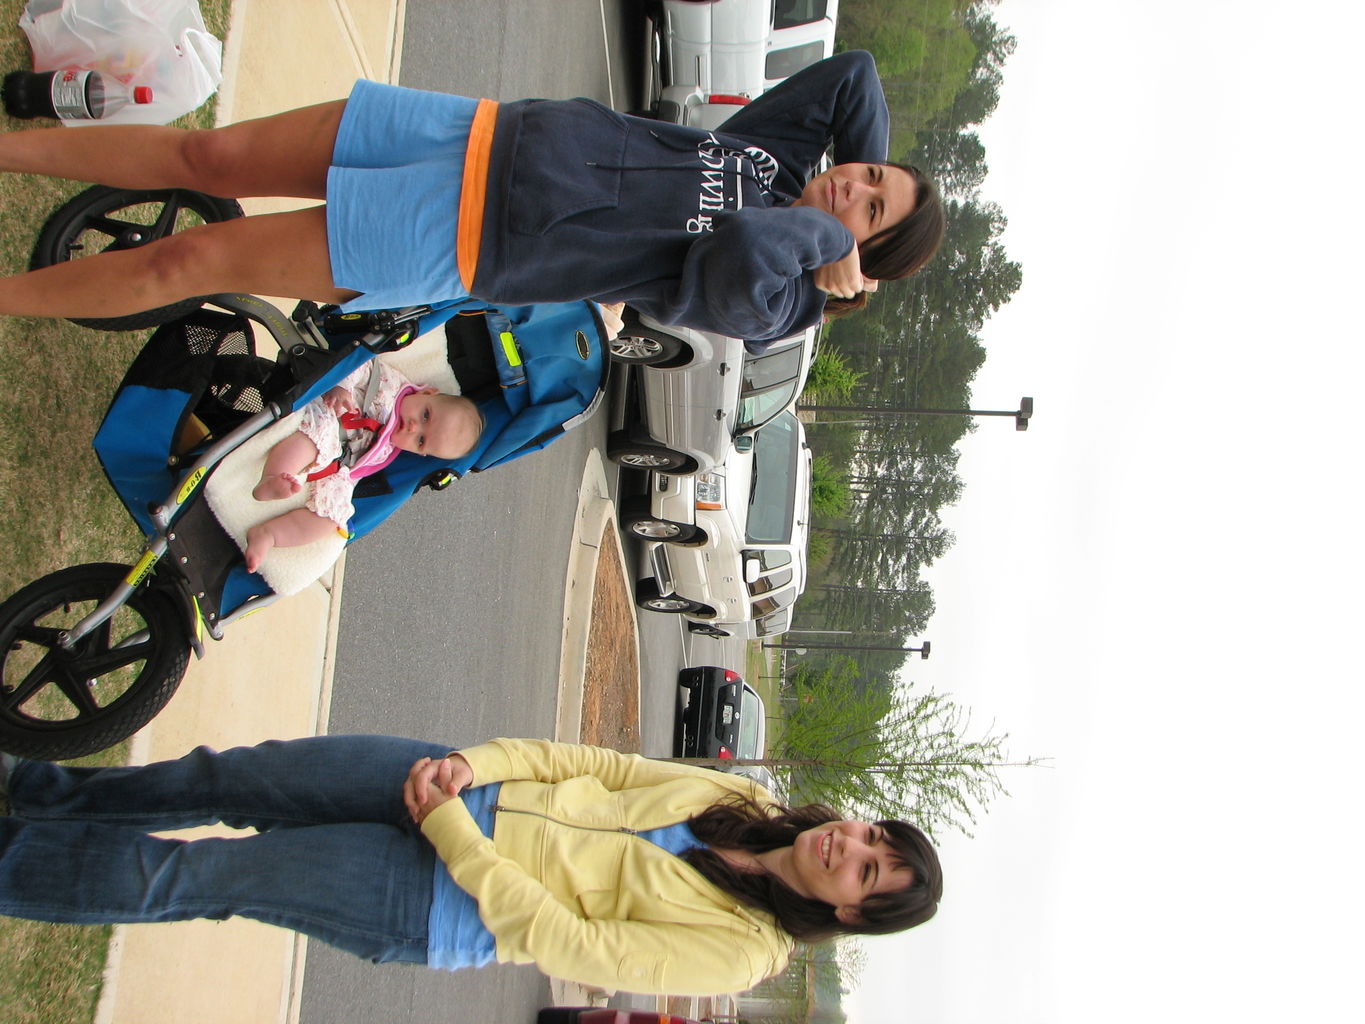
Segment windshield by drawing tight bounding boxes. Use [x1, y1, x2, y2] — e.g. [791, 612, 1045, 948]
[772, 0, 829, 30]
[736, 344, 804, 433]
[738, 688, 763, 756]
[745, 413, 800, 544]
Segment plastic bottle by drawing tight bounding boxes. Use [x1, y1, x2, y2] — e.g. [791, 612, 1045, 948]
[2, 69, 153, 121]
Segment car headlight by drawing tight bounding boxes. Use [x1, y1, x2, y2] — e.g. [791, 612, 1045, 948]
[695, 471, 724, 510]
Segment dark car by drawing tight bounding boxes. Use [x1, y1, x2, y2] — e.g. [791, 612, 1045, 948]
[675, 666, 767, 761]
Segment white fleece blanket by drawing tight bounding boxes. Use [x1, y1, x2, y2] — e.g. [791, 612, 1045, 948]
[204, 325, 461, 595]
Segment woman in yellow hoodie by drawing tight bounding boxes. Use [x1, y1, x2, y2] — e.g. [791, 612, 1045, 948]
[0, 735, 941, 996]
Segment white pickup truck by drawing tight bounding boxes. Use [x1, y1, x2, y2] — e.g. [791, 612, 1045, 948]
[625, 409, 810, 637]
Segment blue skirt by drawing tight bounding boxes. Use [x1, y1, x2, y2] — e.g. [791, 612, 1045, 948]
[327, 80, 478, 312]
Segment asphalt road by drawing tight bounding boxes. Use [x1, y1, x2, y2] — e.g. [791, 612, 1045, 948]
[299, 4, 678, 1022]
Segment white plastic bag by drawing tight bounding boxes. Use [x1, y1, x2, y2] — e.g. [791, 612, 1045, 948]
[18, 0, 222, 125]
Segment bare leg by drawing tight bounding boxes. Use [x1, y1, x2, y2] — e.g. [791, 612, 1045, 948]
[254, 431, 321, 501]
[245, 509, 338, 573]
[0, 101, 346, 199]
[0, 205, 356, 319]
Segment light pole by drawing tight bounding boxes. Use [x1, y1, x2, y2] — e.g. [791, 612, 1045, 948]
[801, 396, 1035, 430]
[762, 639, 931, 658]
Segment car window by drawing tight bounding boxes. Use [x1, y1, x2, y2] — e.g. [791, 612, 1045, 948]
[773, 0, 828, 30]
[765, 40, 827, 81]
[750, 549, 792, 571]
[750, 567, 794, 595]
[755, 610, 790, 637]
[737, 688, 763, 756]
[736, 345, 804, 433]
[745, 415, 800, 544]
[741, 344, 803, 393]
[752, 587, 797, 618]
[737, 383, 800, 434]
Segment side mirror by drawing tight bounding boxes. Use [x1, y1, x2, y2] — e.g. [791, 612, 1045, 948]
[734, 435, 753, 453]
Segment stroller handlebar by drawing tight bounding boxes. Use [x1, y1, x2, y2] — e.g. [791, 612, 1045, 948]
[202, 294, 434, 357]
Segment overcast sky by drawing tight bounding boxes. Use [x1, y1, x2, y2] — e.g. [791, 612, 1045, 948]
[846, 2, 1365, 1021]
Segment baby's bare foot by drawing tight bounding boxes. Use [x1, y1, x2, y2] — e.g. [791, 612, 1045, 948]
[253, 472, 301, 502]
[244, 524, 274, 574]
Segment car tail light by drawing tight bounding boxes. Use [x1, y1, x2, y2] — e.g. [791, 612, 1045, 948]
[724, 670, 740, 683]
[705, 93, 750, 105]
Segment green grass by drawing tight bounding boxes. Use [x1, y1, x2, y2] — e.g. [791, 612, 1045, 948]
[746, 641, 787, 759]
[0, 1, 231, 1021]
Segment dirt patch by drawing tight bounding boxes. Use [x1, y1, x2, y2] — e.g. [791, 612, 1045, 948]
[579, 524, 640, 752]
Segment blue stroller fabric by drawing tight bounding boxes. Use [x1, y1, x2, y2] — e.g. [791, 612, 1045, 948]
[93, 299, 607, 616]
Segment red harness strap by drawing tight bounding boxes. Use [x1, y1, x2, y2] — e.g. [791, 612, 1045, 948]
[305, 411, 384, 482]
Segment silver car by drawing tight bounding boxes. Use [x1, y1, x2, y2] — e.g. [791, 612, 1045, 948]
[608, 312, 817, 476]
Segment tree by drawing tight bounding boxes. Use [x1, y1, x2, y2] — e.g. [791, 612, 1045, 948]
[801, 347, 865, 404]
[675, 659, 1036, 837]
[809, 453, 852, 518]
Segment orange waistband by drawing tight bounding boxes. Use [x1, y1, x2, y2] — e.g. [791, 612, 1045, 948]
[457, 98, 499, 290]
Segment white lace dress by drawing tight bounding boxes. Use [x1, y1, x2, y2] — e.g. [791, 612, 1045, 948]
[296, 361, 414, 530]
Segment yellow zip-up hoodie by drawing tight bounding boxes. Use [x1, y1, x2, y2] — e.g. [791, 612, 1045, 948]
[420, 737, 793, 995]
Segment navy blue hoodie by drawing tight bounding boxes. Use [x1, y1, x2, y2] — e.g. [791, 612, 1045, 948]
[471, 51, 890, 344]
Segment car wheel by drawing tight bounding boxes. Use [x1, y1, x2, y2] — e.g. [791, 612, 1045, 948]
[608, 310, 689, 366]
[609, 330, 681, 366]
[687, 621, 731, 638]
[619, 497, 702, 544]
[607, 431, 696, 474]
[635, 578, 701, 614]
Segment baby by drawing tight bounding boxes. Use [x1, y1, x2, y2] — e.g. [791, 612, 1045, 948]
[245, 360, 481, 572]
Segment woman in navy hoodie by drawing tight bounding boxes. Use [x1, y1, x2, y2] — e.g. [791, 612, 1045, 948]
[0, 51, 942, 345]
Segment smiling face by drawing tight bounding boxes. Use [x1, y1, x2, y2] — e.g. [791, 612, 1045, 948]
[792, 163, 919, 244]
[389, 389, 483, 459]
[778, 819, 918, 924]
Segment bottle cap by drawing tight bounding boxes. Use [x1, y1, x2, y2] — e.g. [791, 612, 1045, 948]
[133, 86, 153, 104]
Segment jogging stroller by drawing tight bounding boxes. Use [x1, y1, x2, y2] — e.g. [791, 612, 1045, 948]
[0, 293, 608, 759]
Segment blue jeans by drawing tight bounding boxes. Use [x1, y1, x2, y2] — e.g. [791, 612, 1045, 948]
[0, 735, 451, 964]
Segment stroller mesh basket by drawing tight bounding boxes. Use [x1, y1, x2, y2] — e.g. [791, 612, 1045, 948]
[123, 308, 291, 440]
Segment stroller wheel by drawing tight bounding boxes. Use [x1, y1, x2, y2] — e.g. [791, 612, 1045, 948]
[30, 185, 245, 332]
[0, 563, 190, 760]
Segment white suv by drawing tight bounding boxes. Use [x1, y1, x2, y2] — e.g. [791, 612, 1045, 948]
[626, 410, 811, 630]
[608, 312, 816, 477]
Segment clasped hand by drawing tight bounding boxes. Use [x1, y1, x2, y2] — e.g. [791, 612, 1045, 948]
[813, 247, 879, 299]
[403, 753, 473, 824]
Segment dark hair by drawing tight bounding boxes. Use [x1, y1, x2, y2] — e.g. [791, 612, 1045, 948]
[684, 794, 943, 943]
[824, 162, 945, 321]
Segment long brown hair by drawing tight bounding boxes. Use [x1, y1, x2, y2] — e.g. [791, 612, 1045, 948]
[824, 162, 945, 321]
[684, 793, 943, 943]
